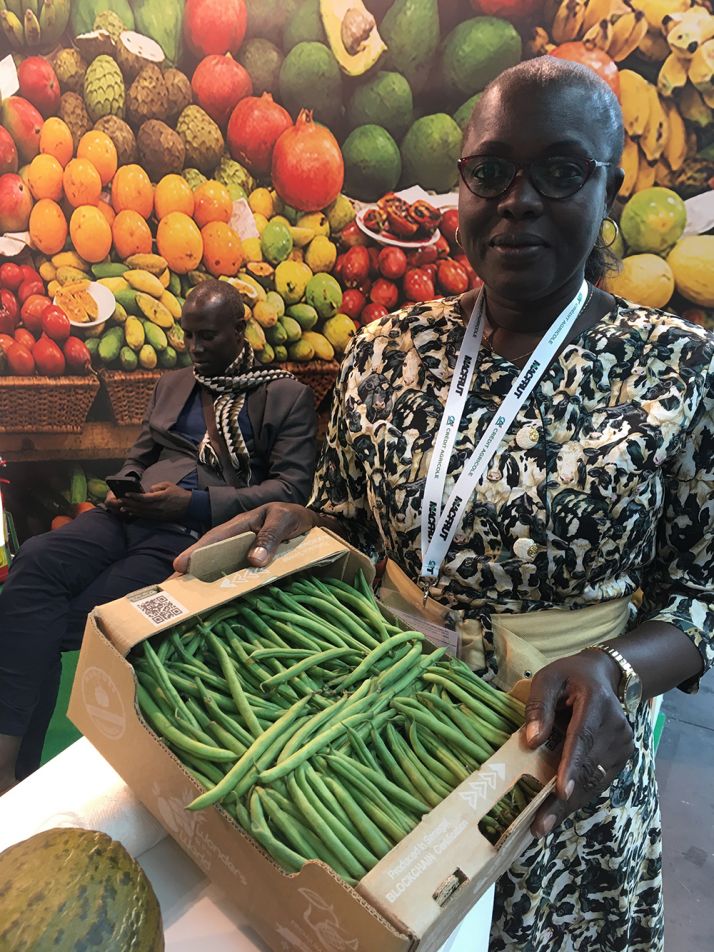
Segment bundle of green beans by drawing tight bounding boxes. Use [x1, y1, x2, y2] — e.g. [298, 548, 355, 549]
[132, 572, 538, 884]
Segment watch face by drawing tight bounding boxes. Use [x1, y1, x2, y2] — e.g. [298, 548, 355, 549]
[624, 676, 642, 712]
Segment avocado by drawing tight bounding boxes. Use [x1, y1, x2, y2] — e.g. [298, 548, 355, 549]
[380, 0, 439, 94]
[401, 114, 463, 192]
[347, 70, 413, 139]
[454, 92, 482, 132]
[320, 0, 386, 77]
[283, 0, 326, 51]
[246, 0, 300, 44]
[279, 41, 343, 125]
[437, 17, 522, 102]
[343, 125, 401, 202]
[238, 38, 283, 96]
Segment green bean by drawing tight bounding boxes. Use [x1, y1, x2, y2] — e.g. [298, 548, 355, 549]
[346, 724, 380, 772]
[320, 578, 391, 639]
[224, 627, 302, 703]
[137, 684, 237, 762]
[277, 693, 350, 762]
[323, 776, 392, 859]
[418, 725, 472, 782]
[199, 604, 242, 631]
[180, 753, 226, 786]
[187, 694, 312, 810]
[206, 721, 247, 756]
[439, 660, 526, 722]
[260, 647, 359, 691]
[165, 670, 233, 711]
[248, 789, 305, 874]
[407, 722, 458, 788]
[193, 680, 254, 748]
[287, 770, 367, 880]
[233, 605, 290, 647]
[205, 630, 262, 737]
[144, 641, 201, 731]
[249, 648, 313, 662]
[184, 697, 212, 732]
[269, 618, 338, 654]
[370, 725, 424, 804]
[335, 630, 424, 691]
[321, 754, 414, 841]
[302, 762, 354, 831]
[417, 692, 504, 755]
[174, 662, 229, 693]
[258, 596, 360, 652]
[384, 722, 446, 808]
[373, 648, 447, 709]
[173, 713, 222, 748]
[292, 578, 386, 645]
[422, 672, 515, 735]
[392, 698, 491, 766]
[288, 592, 381, 649]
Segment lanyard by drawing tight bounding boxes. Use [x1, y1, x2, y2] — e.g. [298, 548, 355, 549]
[420, 280, 589, 583]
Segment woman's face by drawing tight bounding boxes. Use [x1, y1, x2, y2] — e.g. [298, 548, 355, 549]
[458, 83, 621, 304]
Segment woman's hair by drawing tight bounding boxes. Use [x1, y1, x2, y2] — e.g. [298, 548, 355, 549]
[467, 57, 625, 285]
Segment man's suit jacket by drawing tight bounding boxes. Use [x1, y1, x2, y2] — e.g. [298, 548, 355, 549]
[114, 367, 317, 526]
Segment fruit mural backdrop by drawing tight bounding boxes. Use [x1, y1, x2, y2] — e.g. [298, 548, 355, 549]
[0, 0, 712, 389]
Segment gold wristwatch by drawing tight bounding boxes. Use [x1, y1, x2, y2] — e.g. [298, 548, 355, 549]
[589, 643, 642, 714]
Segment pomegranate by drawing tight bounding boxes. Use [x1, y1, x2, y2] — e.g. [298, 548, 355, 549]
[437, 259, 470, 295]
[6, 341, 34, 375]
[361, 303, 388, 324]
[0, 263, 23, 290]
[0, 173, 33, 232]
[41, 304, 71, 342]
[340, 221, 369, 249]
[378, 246, 407, 280]
[370, 278, 399, 310]
[342, 246, 370, 288]
[18, 57, 61, 119]
[227, 93, 292, 177]
[20, 293, 51, 334]
[63, 336, 92, 374]
[0, 289, 19, 325]
[192, 54, 253, 129]
[340, 289, 366, 321]
[0, 127, 18, 175]
[15, 327, 35, 350]
[403, 268, 435, 302]
[550, 43, 620, 100]
[440, 209, 460, 249]
[33, 334, 65, 375]
[272, 110, 344, 213]
[184, 0, 248, 57]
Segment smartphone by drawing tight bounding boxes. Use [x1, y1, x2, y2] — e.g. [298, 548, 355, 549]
[106, 476, 145, 498]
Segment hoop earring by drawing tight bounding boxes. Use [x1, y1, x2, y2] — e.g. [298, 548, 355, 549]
[455, 227, 463, 248]
[600, 217, 620, 248]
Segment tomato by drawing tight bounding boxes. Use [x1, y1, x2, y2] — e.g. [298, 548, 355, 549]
[0, 289, 19, 324]
[377, 246, 407, 281]
[21, 264, 42, 285]
[406, 245, 438, 267]
[41, 304, 71, 342]
[370, 278, 399, 310]
[17, 279, 45, 304]
[0, 332, 15, 352]
[0, 304, 17, 336]
[14, 327, 35, 350]
[20, 293, 51, 336]
[342, 246, 371, 288]
[0, 262, 24, 290]
[340, 221, 368, 249]
[403, 268, 435, 302]
[340, 289, 366, 321]
[367, 246, 380, 277]
[361, 303, 388, 324]
[6, 342, 35, 375]
[63, 336, 92, 374]
[437, 259, 470, 295]
[33, 334, 66, 376]
[440, 209, 460, 249]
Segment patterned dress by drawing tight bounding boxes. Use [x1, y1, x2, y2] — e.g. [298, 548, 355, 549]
[310, 296, 714, 951]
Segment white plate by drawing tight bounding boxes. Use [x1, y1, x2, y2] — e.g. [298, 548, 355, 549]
[55, 281, 116, 328]
[355, 206, 442, 249]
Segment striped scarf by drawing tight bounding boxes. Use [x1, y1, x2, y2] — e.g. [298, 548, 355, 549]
[194, 344, 294, 485]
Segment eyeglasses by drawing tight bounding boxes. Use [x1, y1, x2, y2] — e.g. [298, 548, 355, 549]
[457, 154, 611, 200]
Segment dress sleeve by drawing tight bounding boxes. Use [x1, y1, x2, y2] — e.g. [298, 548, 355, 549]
[309, 338, 382, 559]
[639, 356, 714, 692]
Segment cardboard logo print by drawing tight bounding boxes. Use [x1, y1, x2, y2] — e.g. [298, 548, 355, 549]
[80, 666, 126, 740]
[276, 888, 359, 952]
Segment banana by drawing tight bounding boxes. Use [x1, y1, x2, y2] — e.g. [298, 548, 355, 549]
[551, 0, 587, 44]
[688, 39, 714, 96]
[637, 28, 670, 64]
[525, 25, 556, 58]
[582, 16, 612, 51]
[582, 0, 619, 34]
[38, 0, 67, 48]
[52, 251, 90, 271]
[657, 52, 689, 98]
[702, 87, 714, 110]
[662, 99, 688, 172]
[608, 9, 649, 62]
[654, 160, 673, 188]
[619, 70, 652, 140]
[630, 0, 690, 35]
[677, 84, 713, 127]
[0, 10, 23, 48]
[618, 135, 640, 199]
[635, 151, 656, 191]
[23, 7, 41, 47]
[4, 0, 24, 19]
[640, 85, 669, 163]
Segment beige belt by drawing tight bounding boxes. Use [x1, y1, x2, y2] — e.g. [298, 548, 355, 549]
[379, 559, 630, 692]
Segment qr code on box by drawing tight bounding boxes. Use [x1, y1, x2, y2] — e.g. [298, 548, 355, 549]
[131, 590, 186, 626]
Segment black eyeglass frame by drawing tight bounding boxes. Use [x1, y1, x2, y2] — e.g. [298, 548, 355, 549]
[457, 154, 612, 200]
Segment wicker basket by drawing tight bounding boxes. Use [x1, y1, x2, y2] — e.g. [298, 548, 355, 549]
[0, 375, 100, 433]
[285, 360, 340, 408]
[100, 369, 165, 426]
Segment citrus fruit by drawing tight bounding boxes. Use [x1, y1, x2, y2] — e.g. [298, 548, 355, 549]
[111, 164, 153, 218]
[69, 205, 112, 263]
[156, 212, 203, 274]
[113, 209, 153, 259]
[96, 199, 115, 227]
[602, 254, 674, 309]
[620, 187, 687, 255]
[667, 235, 714, 307]
[27, 153, 64, 201]
[39, 117, 73, 168]
[77, 130, 118, 187]
[29, 199, 68, 255]
[63, 158, 102, 208]
[154, 174, 195, 220]
[193, 180, 232, 228]
[201, 222, 244, 277]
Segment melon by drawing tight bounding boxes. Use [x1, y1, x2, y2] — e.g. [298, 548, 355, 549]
[401, 113, 462, 192]
[346, 70, 413, 140]
[343, 125, 401, 202]
[437, 17, 522, 101]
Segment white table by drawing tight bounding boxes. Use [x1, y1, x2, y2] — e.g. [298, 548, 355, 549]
[0, 739, 493, 951]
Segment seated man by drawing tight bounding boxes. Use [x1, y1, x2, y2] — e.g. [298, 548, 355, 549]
[0, 279, 317, 790]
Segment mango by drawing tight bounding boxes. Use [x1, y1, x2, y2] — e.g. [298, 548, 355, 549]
[160, 290, 182, 319]
[280, 315, 302, 344]
[288, 339, 315, 362]
[302, 330, 335, 361]
[124, 253, 169, 276]
[144, 322, 168, 352]
[266, 321, 288, 347]
[98, 277, 129, 294]
[167, 323, 186, 353]
[139, 344, 158, 369]
[124, 316, 145, 352]
[244, 317, 266, 352]
[51, 251, 89, 271]
[274, 345, 288, 362]
[124, 269, 165, 297]
[92, 263, 128, 279]
[275, 260, 312, 306]
[159, 345, 178, 369]
[98, 326, 124, 364]
[265, 290, 285, 318]
[257, 341, 275, 364]
[136, 292, 174, 329]
[114, 289, 140, 316]
[253, 300, 280, 329]
[119, 346, 138, 371]
[286, 303, 319, 331]
[323, 312, 356, 355]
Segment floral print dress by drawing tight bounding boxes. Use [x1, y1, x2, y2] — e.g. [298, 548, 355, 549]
[310, 296, 714, 951]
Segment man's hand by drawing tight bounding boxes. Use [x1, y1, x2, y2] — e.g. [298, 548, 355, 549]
[173, 502, 319, 574]
[525, 650, 635, 838]
[120, 482, 192, 521]
[104, 489, 121, 512]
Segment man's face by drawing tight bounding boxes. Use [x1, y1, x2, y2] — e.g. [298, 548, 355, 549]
[181, 299, 244, 377]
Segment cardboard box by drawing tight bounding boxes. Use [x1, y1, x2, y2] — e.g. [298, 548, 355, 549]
[69, 528, 560, 952]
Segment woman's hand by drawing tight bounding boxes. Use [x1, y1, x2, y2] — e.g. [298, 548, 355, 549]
[173, 503, 320, 574]
[525, 650, 635, 838]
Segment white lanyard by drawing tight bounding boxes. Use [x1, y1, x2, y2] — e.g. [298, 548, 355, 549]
[420, 280, 589, 583]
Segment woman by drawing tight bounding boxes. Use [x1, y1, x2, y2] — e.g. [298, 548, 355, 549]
[175, 59, 713, 950]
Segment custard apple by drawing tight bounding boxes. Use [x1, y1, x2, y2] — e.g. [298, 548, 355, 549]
[84, 55, 125, 122]
[215, 156, 255, 197]
[52, 48, 87, 94]
[175, 105, 224, 175]
[182, 168, 208, 190]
